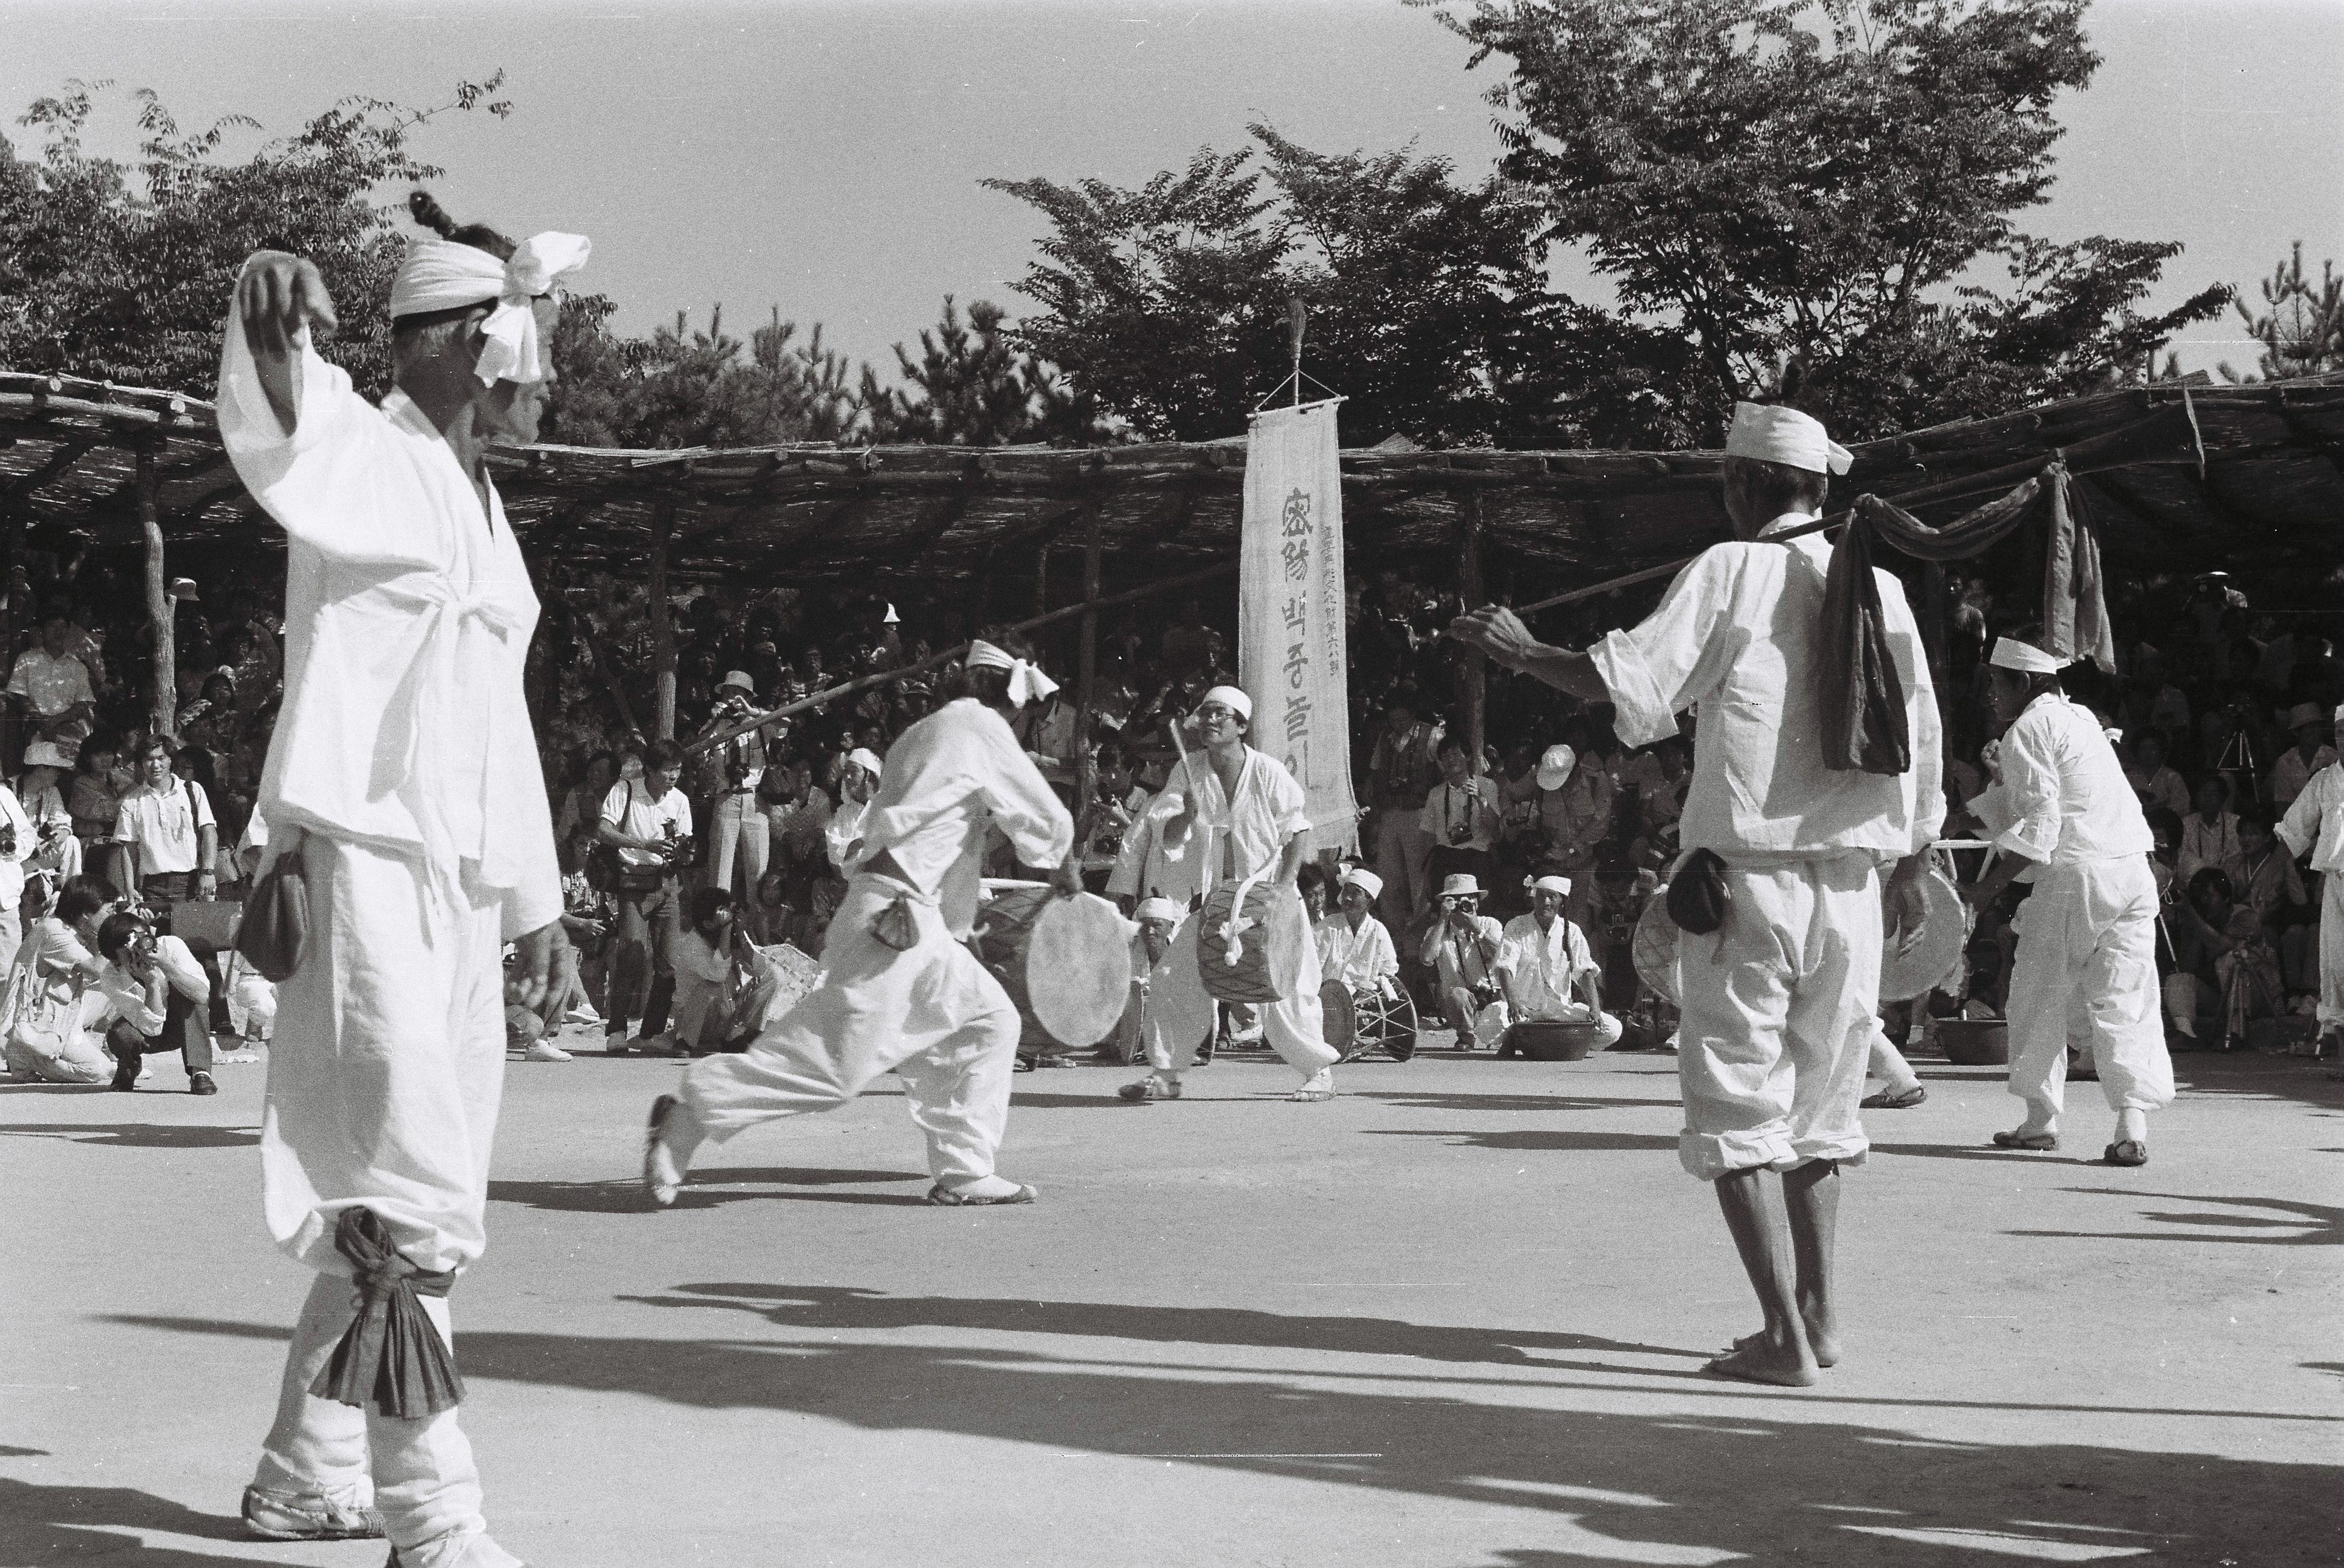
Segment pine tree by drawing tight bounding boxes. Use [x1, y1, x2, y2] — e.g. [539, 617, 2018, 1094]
[2222, 241, 2344, 383]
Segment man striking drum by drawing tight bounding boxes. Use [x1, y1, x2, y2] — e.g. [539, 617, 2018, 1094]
[1120, 686, 1342, 1102]
[1965, 633, 2173, 1165]
[219, 195, 579, 1564]
[644, 641, 1076, 1207]
[1453, 401, 1940, 1387]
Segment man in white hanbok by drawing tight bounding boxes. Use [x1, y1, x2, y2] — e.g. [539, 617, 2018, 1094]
[646, 643, 1076, 1207]
[1455, 401, 1939, 1388]
[1119, 687, 1343, 1103]
[1965, 635, 2173, 1166]
[822, 746, 885, 873]
[1317, 867, 1400, 990]
[217, 195, 580, 1566]
[2277, 704, 2344, 1059]
[1494, 873, 1621, 1048]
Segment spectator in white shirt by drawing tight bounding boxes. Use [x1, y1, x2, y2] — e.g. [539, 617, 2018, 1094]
[2266, 703, 2338, 813]
[1419, 735, 1500, 899]
[113, 733, 218, 911]
[2175, 775, 2247, 892]
[1420, 872, 1506, 1048]
[596, 739, 693, 1053]
[7, 614, 97, 799]
[1317, 867, 1400, 992]
[1494, 873, 1621, 1048]
[0, 778, 36, 971]
[94, 909, 215, 1093]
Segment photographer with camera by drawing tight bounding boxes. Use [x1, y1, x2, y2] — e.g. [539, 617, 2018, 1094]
[1419, 873, 1506, 1049]
[596, 740, 694, 1055]
[93, 908, 215, 1092]
[693, 670, 782, 905]
[1418, 735, 1500, 909]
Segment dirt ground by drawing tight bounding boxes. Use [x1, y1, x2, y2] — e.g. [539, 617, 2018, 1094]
[5, 1035, 2338, 1566]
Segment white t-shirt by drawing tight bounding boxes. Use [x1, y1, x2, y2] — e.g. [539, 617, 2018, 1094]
[600, 781, 694, 869]
[115, 779, 216, 877]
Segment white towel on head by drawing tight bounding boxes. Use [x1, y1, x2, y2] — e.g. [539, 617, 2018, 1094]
[388, 232, 590, 387]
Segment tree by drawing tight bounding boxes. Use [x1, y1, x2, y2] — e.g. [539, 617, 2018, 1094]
[983, 127, 1565, 446]
[860, 295, 1119, 446]
[2222, 242, 2344, 383]
[544, 301, 869, 448]
[0, 75, 511, 396]
[1421, 0, 2229, 442]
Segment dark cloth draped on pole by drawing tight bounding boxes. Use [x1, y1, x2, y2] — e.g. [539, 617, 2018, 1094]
[308, 1207, 464, 1419]
[1820, 463, 2115, 775]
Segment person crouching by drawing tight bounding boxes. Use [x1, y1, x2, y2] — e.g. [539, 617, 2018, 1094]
[1493, 873, 1621, 1050]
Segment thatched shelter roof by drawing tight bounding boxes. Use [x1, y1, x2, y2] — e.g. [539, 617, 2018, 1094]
[8, 367, 2344, 597]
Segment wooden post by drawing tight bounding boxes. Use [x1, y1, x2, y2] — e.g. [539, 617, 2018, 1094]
[139, 444, 176, 741]
[648, 501, 677, 741]
[1076, 508, 1103, 819]
[1034, 541, 1051, 619]
[1458, 487, 1485, 766]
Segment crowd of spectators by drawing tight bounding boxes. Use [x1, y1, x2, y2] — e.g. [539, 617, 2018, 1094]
[4, 536, 2337, 1082]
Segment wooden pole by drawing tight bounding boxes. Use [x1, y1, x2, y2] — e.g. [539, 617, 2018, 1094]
[648, 501, 676, 741]
[1075, 509, 1103, 818]
[1034, 541, 1050, 619]
[1458, 487, 1485, 766]
[139, 444, 175, 740]
[687, 557, 1242, 756]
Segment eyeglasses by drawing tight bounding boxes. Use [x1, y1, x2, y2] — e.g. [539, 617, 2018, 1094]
[1195, 705, 1239, 723]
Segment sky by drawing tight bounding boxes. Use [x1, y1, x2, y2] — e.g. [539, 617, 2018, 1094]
[5, 0, 2341, 386]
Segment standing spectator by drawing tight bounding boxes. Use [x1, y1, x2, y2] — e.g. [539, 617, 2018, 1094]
[1365, 696, 1442, 923]
[94, 909, 216, 1093]
[2266, 702, 2337, 813]
[8, 613, 97, 803]
[1158, 598, 1223, 683]
[68, 740, 126, 887]
[0, 775, 35, 970]
[597, 739, 692, 1054]
[694, 672, 775, 902]
[113, 734, 219, 917]
[1419, 735, 1500, 894]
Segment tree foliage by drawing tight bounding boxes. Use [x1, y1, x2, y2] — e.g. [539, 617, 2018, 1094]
[984, 127, 1566, 446]
[860, 295, 1117, 446]
[544, 301, 864, 448]
[2222, 241, 2344, 383]
[0, 75, 511, 397]
[1414, 0, 2229, 442]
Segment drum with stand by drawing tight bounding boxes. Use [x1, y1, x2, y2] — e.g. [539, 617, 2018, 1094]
[1348, 982, 1419, 1062]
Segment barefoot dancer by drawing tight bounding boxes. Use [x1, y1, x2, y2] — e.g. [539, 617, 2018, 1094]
[645, 642, 1076, 1207]
[1965, 634, 2173, 1165]
[219, 194, 582, 1563]
[1453, 402, 1941, 1387]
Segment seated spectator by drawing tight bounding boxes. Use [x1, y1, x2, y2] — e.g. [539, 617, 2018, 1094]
[93, 909, 216, 1093]
[4, 874, 124, 1086]
[1493, 873, 1623, 1048]
[1318, 868, 1400, 992]
[2213, 900, 2286, 1051]
[2124, 732, 2190, 817]
[670, 885, 750, 1056]
[2233, 811, 2313, 994]
[2267, 702, 2337, 813]
[1419, 873, 1505, 1049]
[2176, 775, 2247, 891]
[2167, 867, 2243, 1043]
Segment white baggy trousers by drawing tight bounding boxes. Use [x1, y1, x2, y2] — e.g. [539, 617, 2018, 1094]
[1145, 910, 1339, 1077]
[676, 873, 1022, 1183]
[1675, 854, 1881, 1181]
[2005, 854, 2174, 1121]
[254, 834, 517, 1568]
[2318, 871, 2344, 1031]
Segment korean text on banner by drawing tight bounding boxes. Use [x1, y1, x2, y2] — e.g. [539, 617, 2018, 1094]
[1239, 402, 1358, 855]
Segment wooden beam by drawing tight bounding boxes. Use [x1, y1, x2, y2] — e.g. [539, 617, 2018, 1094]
[138, 444, 175, 740]
[2, 440, 96, 503]
[1457, 487, 1485, 764]
[1076, 507, 1103, 819]
[648, 500, 677, 740]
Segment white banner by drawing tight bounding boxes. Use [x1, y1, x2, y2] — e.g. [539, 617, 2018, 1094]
[1239, 400, 1357, 856]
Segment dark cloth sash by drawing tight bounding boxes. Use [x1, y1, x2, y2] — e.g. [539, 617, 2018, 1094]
[1816, 463, 2110, 777]
[308, 1207, 464, 1420]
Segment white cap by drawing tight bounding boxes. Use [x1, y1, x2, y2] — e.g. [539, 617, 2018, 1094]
[1725, 402, 1852, 476]
[1341, 867, 1385, 902]
[883, 603, 900, 625]
[1200, 685, 1253, 723]
[1989, 636, 2066, 675]
[1535, 744, 1576, 791]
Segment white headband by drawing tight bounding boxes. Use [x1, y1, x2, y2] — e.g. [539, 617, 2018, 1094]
[1342, 867, 1384, 901]
[846, 747, 885, 779]
[965, 640, 1059, 707]
[1528, 873, 1572, 896]
[389, 232, 590, 387]
[1989, 636, 2066, 675]
[1725, 401, 1852, 476]
[1200, 685, 1254, 723]
[1135, 897, 1182, 924]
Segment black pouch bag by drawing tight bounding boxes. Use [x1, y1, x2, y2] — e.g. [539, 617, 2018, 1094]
[1666, 848, 1730, 937]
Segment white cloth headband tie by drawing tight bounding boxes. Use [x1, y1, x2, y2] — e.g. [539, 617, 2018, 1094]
[1989, 636, 2065, 675]
[389, 233, 590, 387]
[1724, 400, 1852, 476]
[965, 639, 1059, 707]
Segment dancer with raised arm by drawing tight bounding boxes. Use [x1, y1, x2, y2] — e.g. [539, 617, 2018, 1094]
[1453, 402, 1940, 1387]
[644, 642, 1076, 1208]
[218, 193, 581, 1565]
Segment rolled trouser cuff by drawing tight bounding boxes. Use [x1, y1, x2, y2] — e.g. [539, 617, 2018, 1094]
[1678, 1125, 1798, 1181]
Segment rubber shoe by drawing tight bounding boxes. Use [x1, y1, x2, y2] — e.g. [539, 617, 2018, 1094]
[524, 1039, 573, 1062]
[241, 1483, 386, 1542]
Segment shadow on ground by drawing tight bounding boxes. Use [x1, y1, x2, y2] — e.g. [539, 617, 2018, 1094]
[0, 1475, 259, 1567]
[84, 1311, 2341, 1567]
[0, 1121, 260, 1149]
[491, 1166, 930, 1214]
[2006, 1190, 2341, 1247]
